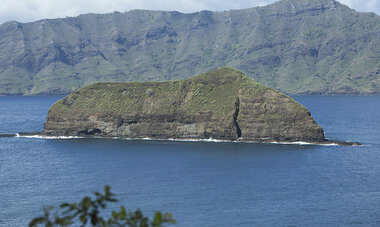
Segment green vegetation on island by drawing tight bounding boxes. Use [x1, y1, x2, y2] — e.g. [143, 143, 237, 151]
[44, 67, 326, 142]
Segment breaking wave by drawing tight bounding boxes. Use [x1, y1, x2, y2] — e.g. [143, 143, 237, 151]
[13, 134, 344, 146]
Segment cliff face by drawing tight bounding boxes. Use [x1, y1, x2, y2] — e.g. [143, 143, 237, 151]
[44, 67, 325, 142]
[0, 0, 379, 95]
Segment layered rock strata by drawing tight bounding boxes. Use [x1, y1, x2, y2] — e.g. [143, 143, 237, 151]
[44, 67, 327, 142]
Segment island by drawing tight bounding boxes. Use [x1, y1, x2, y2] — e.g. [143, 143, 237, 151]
[34, 67, 356, 146]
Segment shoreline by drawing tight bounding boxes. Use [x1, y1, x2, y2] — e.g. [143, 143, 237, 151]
[0, 132, 361, 146]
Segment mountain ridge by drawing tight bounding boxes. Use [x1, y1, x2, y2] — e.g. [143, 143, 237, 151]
[0, 0, 379, 95]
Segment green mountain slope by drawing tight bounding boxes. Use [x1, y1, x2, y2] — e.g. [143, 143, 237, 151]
[0, 0, 379, 95]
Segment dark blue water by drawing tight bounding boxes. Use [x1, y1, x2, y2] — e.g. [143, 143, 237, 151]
[0, 96, 379, 226]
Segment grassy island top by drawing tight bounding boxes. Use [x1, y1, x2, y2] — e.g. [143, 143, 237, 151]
[48, 67, 308, 122]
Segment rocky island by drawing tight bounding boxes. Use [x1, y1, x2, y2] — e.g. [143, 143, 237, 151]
[38, 67, 357, 145]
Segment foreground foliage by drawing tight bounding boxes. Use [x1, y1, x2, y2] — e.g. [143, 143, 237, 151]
[29, 186, 176, 227]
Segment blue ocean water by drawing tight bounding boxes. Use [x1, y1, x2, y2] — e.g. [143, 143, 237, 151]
[0, 96, 379, 226]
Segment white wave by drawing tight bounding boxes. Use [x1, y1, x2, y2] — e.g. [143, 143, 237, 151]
[320, 143, 340, 146]
[270, 141, 339, 146]
[17, 135, 83, 139]
[14, 134, 345, 146]
[124, 137, 233, 143]
[270, 141, 313, 145]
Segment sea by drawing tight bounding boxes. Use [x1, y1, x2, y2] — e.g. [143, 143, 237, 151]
[0, 95, 379, 226]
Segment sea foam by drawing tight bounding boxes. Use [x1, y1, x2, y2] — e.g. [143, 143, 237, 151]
[14, 134, 342, 146]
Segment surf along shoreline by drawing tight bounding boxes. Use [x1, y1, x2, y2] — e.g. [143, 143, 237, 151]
[0, 131, 361, 146]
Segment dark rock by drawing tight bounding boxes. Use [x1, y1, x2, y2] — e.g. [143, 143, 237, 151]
[0, 134, 16, 137]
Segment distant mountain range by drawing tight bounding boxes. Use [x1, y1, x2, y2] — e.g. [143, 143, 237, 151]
[0, 0, 379, 95]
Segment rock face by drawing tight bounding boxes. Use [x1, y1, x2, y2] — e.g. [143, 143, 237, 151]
[44, 67, 326, 142]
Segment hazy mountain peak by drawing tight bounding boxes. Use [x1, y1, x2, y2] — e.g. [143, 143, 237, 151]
[0, 0, 378, 95]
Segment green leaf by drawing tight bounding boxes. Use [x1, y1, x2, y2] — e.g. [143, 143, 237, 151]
[153, 212, 162, 225]
[29, 185, 175, 227]
[60, 203, 70, 208]
[120, 206, 126, 219]
[104, 185, 110, 195]
[70, 203, 77, 210]
[105, 198, 117, 202]
[140, 218, 149, 227]
[79, 214, 87, 223]
[163, 213, 176, 224]
[82, 197, 92, 209]
[112, 211, 118, 219]
[98, 218, 106, 227]
[29, 217, 45, 227]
